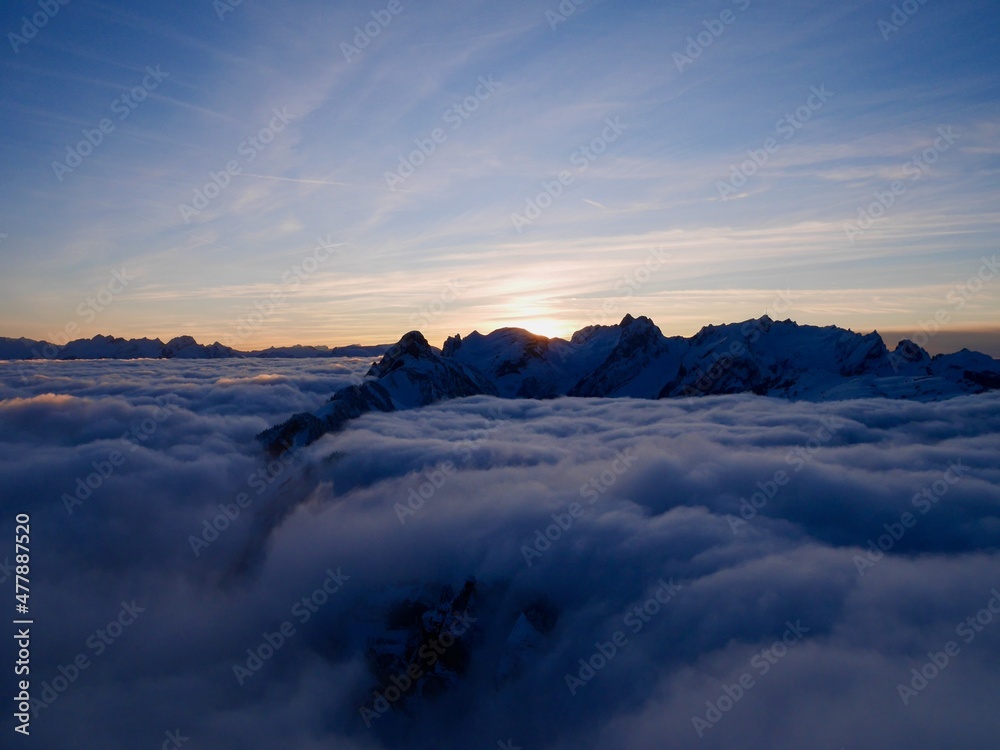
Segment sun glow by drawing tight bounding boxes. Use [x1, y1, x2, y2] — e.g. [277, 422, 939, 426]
[512, 317, 571, 339]
[491, 299, 575, 339]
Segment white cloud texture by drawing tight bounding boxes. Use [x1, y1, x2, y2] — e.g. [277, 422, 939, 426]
[1, 359, 999, 748]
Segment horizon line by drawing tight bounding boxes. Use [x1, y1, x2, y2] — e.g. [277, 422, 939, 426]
[4, 314, 1000, 358]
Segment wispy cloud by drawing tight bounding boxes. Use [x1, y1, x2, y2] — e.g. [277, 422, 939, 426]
[0, 0, 996, 345]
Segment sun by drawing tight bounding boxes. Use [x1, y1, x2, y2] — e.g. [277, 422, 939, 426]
[512, 316, 570, 340]
[495, 299, 573, 339]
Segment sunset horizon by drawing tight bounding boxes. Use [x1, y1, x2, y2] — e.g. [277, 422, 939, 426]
[8, 312, 1000, 358]
[3, 1, 999, 747]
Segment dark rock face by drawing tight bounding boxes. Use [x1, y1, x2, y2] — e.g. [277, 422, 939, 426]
[888, 338, 931, 370]
[258, 315, 1000, 453]
[569, 315, 678, 397]
[965, 370, 1000, 390]
[258, 330, 496, 453]
[364, 579, 479, 706]
[360, 581, 562, 706]
[257, 382, 397, 455]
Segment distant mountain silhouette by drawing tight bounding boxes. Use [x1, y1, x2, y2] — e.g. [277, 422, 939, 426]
[0, 334, 390, 360]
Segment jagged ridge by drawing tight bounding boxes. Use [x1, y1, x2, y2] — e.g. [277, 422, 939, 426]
[0, 334, 390, 360]
[257, 315, 1000, 453]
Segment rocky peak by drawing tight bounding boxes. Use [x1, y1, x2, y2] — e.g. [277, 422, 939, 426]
[396, 330, 433, 356]
[837, 330, 889, 376]
[259, 315, 1000, 454]
[367, 330, 435, 377]
[891, 338, 930, 365]
[164, 335, 197, 351]
[442, 333, 462, 357]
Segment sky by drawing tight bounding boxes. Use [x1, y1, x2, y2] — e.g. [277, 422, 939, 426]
[0, 0, 998, 350]
[2, 358, 999, 747]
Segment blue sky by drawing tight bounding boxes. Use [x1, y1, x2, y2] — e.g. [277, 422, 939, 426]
[0, 0, 998, 349]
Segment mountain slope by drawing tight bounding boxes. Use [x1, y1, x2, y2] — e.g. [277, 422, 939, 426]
[257, 315, 1000, 453]
[258, 331, 496, 453]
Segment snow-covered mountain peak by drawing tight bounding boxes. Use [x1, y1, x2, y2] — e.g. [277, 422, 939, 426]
[366, 330, 438, 378]
[894, 338, 930, 360]
[251, 315, 1000, 453]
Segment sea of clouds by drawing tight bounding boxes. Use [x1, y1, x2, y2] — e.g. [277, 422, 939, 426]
[1, 358, 998, 749]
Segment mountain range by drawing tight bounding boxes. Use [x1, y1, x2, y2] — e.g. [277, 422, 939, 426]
[0, 334, 390, 360]
[257, 314, 1000, 453]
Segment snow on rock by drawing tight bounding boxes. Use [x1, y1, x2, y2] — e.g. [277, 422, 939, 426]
[253, 314, 1000, 453]
[258, 331, 496, 453]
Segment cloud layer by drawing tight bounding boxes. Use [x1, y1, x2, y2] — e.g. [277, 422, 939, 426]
[1, 359, 999, 748]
